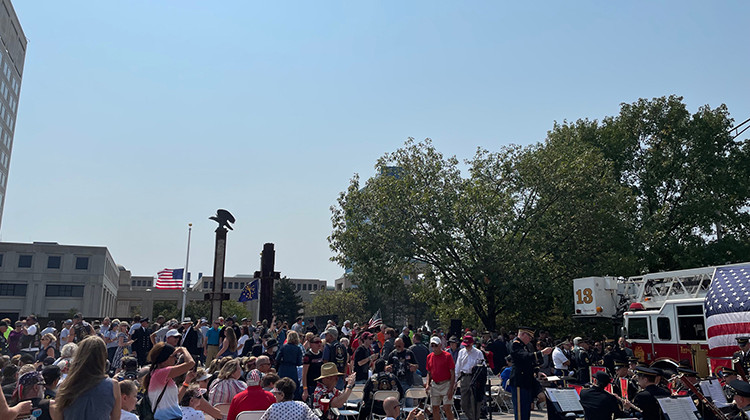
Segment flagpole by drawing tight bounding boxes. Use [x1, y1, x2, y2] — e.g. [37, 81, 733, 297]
[181, 223, 193, 321]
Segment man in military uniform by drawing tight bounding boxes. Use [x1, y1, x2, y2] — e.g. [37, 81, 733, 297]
[580, 371, 633, 420]
[509, 327, 553, 420]
[612, 359, 638, 401]
[131, 317, 152, 367]
[632, 366, 670, 420]
[734, 337, 750, 379]
[724, 380, 750, 420]
[724, 367, 741, 401]
[572, 337, 592, 384]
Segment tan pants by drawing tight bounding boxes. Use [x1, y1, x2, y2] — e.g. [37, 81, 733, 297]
[205, 345, 219, 366]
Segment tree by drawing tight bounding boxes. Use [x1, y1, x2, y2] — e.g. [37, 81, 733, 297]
[273, 277, 303, 323]
[330, 138, 631, 330]
[306, 289, 370, 325]
[221, 300, 253, 322]
[549, 95, 750, 272]
[153, 301, 179, 321]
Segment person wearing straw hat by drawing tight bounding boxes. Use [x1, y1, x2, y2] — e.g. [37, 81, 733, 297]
[312, 362, 356, 420]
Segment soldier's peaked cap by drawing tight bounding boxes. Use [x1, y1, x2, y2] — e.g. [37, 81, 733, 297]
[518, 326, 535, 335]
[633, 366, 658, 377]
[736, 336, 750, 345]
[729, 379, 750, 397]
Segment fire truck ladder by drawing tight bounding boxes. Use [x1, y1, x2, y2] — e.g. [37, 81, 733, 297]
[624, 266, 715, 309]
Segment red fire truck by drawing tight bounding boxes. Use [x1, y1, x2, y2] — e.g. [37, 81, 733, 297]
[573, 263, 749, 375]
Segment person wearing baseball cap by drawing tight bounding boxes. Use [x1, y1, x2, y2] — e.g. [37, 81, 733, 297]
[455, 333, 485, 420]
[226, 369, 276, 420]
[509, 327, 553, 420]
[353, 332, 377, 383]
[426, 336, 455, 420]
[165, 329, 182, 347]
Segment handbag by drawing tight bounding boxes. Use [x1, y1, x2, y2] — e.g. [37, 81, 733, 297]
[135, 380, 169, 420]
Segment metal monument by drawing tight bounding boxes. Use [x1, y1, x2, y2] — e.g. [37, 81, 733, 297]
[254, 243, 280, 323]
[206, 209, 235, 321]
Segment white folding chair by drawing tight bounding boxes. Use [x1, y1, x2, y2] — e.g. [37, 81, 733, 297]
[370, 390, 401, 420]
[236, 411, 266, 420]
[403, 387, 428, 414]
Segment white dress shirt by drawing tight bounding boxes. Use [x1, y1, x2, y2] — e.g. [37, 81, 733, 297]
[455, 345, 485, 376]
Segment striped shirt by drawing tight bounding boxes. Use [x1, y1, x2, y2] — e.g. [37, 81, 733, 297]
[209, 378, 247, 405]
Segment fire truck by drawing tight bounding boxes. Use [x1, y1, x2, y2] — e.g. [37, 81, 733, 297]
[573, 262, 749, 375]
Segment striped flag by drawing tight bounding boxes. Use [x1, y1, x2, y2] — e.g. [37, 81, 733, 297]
[368, 309, 383, 330]
[156, 268, 184, 290]
[705, 264, 750, 357]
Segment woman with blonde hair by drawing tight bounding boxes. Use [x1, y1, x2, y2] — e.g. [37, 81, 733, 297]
[111, 321, 133, 371]
[50, 336, 121, 419]
[216, 325, 238, 358]
[35, 333, 57, 364]
[208, 358, 247, 405]
[276, 330, 303, 399]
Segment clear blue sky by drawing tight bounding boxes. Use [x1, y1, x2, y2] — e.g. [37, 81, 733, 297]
[4, 1, 749, 284]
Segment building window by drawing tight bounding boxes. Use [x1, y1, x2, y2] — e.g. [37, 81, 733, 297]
[46, 285, 84, 297]
[296, 284, 301, 291]
[302, 284, 307, 291]
[75, 257, 89, 270]
[0, 253, 3, 267]
[234, 282, 239, 289]
[313, 284, 318, 291]
[18, 254, 32, 268]
[47, 256, 61, 269]
[0, 283, 26, 296]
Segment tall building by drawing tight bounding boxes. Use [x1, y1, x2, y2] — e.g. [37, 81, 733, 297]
[0, 0, 25, 230]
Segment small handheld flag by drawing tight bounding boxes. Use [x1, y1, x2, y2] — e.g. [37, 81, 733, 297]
[156, 268, 184, 290]
[239, 279, 259, 302]
[368, 309, 382, 329]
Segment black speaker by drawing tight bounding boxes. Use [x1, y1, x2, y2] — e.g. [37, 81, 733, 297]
[449, 319, 462, 339]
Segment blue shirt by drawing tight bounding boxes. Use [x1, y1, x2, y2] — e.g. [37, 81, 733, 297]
[206, 327, 220, 346]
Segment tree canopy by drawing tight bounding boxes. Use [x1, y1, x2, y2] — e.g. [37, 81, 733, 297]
[329, 96, 750, 331]
[273, 277, 303, 323]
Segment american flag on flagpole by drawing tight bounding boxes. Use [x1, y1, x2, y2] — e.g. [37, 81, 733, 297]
[368, 309, 382, 330]
[156, 268, 184, 290]
[705, 264, 750, 357]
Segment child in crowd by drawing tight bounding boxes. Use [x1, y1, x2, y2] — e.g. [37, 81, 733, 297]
[119, 380, 138, 420]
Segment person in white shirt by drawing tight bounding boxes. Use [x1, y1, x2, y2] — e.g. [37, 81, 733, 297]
[551, 340, 571, 376]
[60, 320, 73, 344]
[454, 335, 485, 420]
[40, 321, 57, 337]
[20, 315, 40, 355]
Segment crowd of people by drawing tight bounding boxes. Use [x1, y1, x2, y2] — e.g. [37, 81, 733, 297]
[2, 313, 750, 420]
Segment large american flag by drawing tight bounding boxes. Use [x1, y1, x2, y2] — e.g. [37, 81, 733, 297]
[705, 264, 750, 357]
[156, 268, 184, 290]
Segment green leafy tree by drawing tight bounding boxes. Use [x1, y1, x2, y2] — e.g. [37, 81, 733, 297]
[184, 301, 210, 321]
[221, 300, 253, 322]
[549, 95, 750, 271]
[153, 301, 180, 321]
[330, 138, 632, 331]
[306, 289, 370, 325]
[273, 277, 303, 323]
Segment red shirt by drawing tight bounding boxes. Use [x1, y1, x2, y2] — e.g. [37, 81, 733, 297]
[426, 350, 455, 383]
[226, 386, 276, 420]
